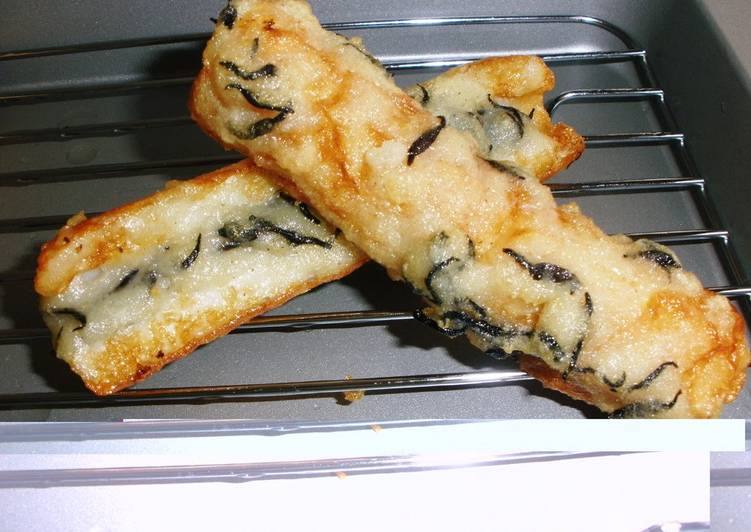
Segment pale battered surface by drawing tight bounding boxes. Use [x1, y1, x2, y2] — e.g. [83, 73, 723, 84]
[405, 56, 584, 181]
[191, 0, 749, 417]
[35, 161, 365, 394]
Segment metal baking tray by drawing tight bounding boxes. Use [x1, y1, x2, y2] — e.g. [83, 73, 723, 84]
[1, 0, 750, 421]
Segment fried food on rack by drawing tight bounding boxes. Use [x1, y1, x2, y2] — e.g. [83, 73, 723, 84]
[405, 56, 583, 180]
[190, 0, 749, 417]
[37, 52, 579, 394]
[35, 161, 365, 394]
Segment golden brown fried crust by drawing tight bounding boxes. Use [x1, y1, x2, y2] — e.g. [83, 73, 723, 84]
[36, 159, 367, 394]
[190, 0, 747, 417]
[85, 259, 364, 395]
[522, 295, 750, 418]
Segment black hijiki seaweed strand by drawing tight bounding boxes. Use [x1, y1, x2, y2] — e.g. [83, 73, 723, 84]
[424, 257, 459, 304]
[225, 83, 290, 113]
[602, 371, 627, 391]
[343, 41, 384, 69]
[483, 159, 526, 180]
[228, 108, 292, 140]
[217, 2, 237, 29]
[416, 84, 430, 104]
[181, 234, 202, 269]
[407, 116, 446, 166]
[638, 249, 681, 271]
[584, 292, 593, 316]
[219, 216, 331, 249]
[610, 390, 682, 418]
[413, 308, 467, 338]
[220, 61, 276, 80]
[628, 361, 679, 391]
[538, 331, 567, 362]
[278, 191, 321, 224]
[145, 270, 158, 287]
[487, 95, 525, 138]
[503, 248, 580, 289]
[113, 269, 139, 292]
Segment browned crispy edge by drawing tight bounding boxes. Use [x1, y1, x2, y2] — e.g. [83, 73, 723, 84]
[35, 157, 367, 394]
[519, 304, 750, 418]
[89, 255, 366, 395]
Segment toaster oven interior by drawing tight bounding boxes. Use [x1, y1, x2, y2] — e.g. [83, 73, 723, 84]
[0, 0, 749, 421]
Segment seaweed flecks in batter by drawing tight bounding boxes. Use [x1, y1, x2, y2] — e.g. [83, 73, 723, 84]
[483, 158, 526, 180]
[639, 249, 681, 271]
[538, 331, 566, 362]
[254, 217, 331, 248]
[51, 308, 87, 331]
[462, 298, 487, 318]
[407, 116, 446, 166]
[225, 82, 290, 113]
[228, 108, 292, 140]
[218, 2, 237, 29]
[113, 268, 139, 292]
[610, 390, 682, 418]
[441, 309, 528, 340]
[278, 192, 321, 224]
[467, 238, 476, 259]
[343, 41, 384, 69]
[219, 241, 242, 251]
[424, 257, 459, 304]
[181, 234, 202, 269]
[629, 361, 678, 392]
[145, 270, 158, 287]
[219, 216, 331, 249]
[220, 60, 276, 80]
[503, 248, 580, 288]
[603, 371, 627, 391]
[562, 339, 590, 379]
[487, 95, 525, 138]
[413, 308, 467, 338]
[584, 292, 593, 316]
[416, 84, 430, 104]
[485, 347, 525, 360]
[296, 202, 320, 225]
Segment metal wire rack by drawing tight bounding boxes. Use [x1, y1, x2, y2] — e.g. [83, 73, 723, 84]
[0, 15, 749, 410]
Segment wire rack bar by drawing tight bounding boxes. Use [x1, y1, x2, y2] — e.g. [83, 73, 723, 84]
[0, 155, 241, 186]
[583, 132, 684, 148]
[0, 15, 636, 62]
[0, 370, 532, 409]
[0, 131, 688, 186]
[0, 86, 666, 148]
[548, 88, 664, 115]
[0, 50, 645, 107]
[0, 177, 704, 233]
[0, 116, 195, 146]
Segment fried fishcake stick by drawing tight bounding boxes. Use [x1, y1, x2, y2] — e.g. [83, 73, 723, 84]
[36, 161, 365, 394]
[191, 0, 749, 417]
